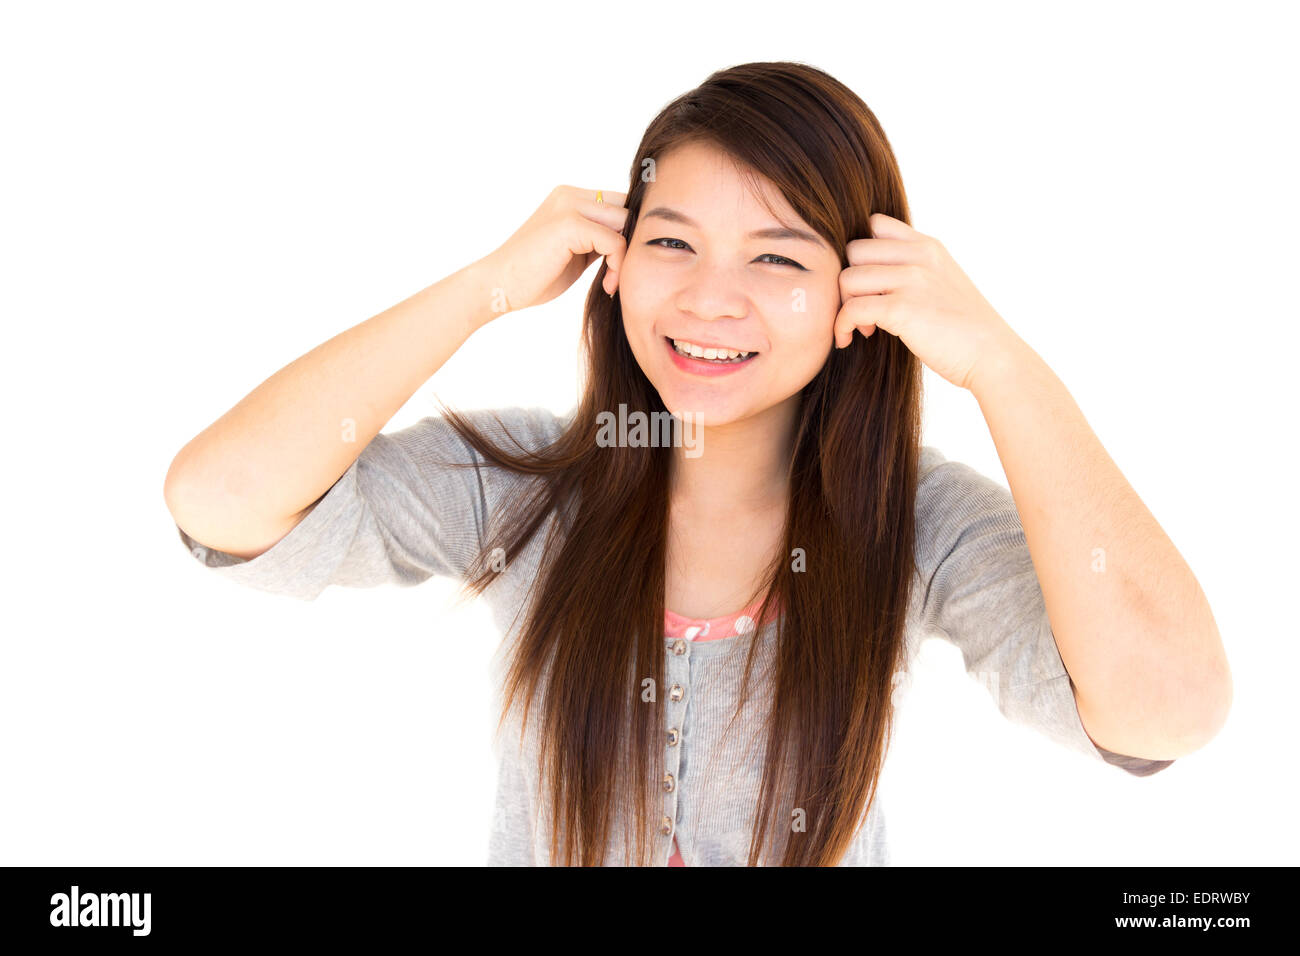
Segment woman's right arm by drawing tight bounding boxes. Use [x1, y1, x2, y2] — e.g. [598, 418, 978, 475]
[163, 185, 628, 562]
[163, 258, 503, 560]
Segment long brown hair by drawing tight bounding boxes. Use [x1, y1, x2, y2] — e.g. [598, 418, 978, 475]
[436, 61, 922, 865]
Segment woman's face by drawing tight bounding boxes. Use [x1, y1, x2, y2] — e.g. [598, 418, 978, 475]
[614, 140, 844, 428]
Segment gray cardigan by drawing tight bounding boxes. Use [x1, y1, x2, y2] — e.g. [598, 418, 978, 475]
[175, 405, 1174, 865]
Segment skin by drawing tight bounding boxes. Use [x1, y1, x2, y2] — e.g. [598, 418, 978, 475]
[609, 141, 845, 617]
[604, 141, 1231, 757]
[609, 144, 829, 865]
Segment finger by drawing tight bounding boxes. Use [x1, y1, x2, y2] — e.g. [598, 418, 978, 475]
[575, 196, 629, 294]
[838, 262, 917, 300]
[844, 237, 921, 265]
[592, 224, 628, 295]
[832, 293, 885, 349]
[866, 212, 922, 240]
[579, 187, 628, 207]
[576, 193, 629, 223]
[569, 212, 628, 294]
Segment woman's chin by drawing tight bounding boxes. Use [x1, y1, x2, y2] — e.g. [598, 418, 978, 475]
[659, 392, 750, 429]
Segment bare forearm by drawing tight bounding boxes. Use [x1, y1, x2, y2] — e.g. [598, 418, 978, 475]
[970, 334, 1232, 759]
[164, 258, 500, 549]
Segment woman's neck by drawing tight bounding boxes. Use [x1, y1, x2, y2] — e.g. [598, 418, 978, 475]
[668, 395, 799, 519]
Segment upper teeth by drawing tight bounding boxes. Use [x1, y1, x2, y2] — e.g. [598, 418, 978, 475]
[672, 339, 753, 360]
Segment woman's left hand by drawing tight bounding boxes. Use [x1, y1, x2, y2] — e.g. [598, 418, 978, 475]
[834, 212, 1018, 392]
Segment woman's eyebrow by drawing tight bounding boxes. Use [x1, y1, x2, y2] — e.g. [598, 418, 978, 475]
[642, 206, 828, 250]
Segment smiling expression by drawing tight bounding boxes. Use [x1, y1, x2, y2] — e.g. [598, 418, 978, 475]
[615, 140, 844, 427]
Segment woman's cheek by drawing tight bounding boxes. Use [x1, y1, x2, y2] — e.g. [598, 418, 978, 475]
[756, 275, 834, 317]
[617, 258, 665, 314]
[776, 289, 839, 346]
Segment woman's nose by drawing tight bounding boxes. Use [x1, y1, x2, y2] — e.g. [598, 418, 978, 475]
[674, 268, 751, 320]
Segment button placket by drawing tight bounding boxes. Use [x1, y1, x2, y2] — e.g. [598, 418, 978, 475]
[662, 636, 691, 859]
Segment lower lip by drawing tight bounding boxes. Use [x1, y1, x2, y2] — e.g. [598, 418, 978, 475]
[664, 337, 759, 377]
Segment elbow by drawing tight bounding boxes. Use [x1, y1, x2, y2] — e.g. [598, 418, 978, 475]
[1159, 654, 1234, 758]
[1152, 613, 1234, 757]
[1188, 657, 1233, 750]
[1075, 641, 1233, 761]
[163, 453, 188, 516]
[164, 446, 203, 519]
[1178, 599, 1233, 751]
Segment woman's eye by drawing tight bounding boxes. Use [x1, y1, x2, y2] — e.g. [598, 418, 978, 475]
[647, 239, 805, 270]
[756, 253, 804, 269]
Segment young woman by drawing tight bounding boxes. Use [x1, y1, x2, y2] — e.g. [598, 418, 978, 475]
[165, 61, 1231, 866]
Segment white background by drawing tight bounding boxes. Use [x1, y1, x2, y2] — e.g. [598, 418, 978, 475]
[2, 0, 1295, 866]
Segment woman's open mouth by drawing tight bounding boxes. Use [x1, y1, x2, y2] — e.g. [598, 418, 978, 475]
[664, 336, 759, 377]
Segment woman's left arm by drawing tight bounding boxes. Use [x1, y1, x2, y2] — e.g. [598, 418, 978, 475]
[835, 213, 1232, 761]
[968, 333, 1231, 760]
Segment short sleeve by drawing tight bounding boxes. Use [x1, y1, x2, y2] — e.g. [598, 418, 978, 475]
[914, 445, 1175, 777]
[174, 405, 567, 601]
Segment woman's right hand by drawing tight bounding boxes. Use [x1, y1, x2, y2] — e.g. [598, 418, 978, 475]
[477, 185, 629, 317]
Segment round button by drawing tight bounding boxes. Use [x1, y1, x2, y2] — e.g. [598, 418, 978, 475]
[669, 684, 684, 702]
[666, 728, 680, 746]
[671, 639, 687, 655]
[734, 615, 755, 635]
[659, 816, 673, 836]
[663, 772, 675, 793]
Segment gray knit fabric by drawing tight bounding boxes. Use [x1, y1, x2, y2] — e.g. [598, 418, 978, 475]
[175, 405, 1174, 865]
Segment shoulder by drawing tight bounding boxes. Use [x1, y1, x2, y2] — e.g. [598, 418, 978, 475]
[454, 404, 572, 444]
[919, 444, 946, 480]
[394, 405, 574, 460]
[912, 444, 1023, 567]
[917, 444, 1010, 503]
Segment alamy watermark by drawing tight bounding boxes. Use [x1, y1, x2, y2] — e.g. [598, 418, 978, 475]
[595, 404, 704, 458]
[49, 885, 151, 936]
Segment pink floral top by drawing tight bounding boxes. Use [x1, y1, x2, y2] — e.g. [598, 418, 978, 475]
[662, 594, 778, 867]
